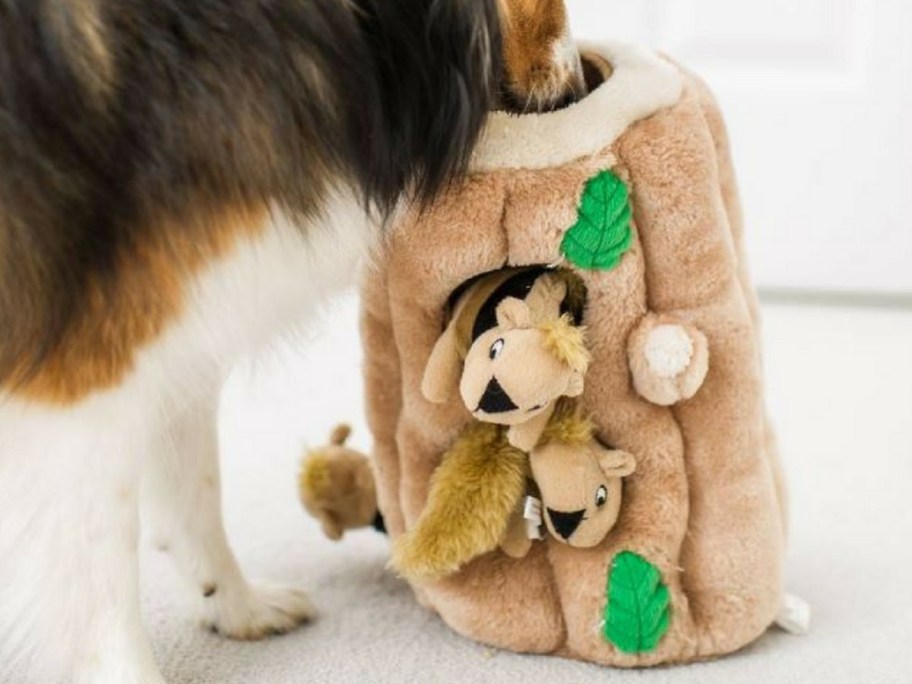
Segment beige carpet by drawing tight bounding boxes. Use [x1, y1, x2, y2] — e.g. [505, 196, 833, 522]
[5, 298, 912, 683]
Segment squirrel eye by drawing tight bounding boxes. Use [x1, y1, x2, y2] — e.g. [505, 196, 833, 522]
[595, 485, 608, 507]
[489, 338, 505, 360]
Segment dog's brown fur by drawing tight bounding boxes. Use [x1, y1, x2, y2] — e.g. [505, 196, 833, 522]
[1, 0, 582, 406]
[12, 206, 267, 404]
[0, 0, 504, 406]
[498, 0, 585, 111]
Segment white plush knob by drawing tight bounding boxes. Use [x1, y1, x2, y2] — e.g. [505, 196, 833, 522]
[644, 324, 694, 378]
[627, 314, 709, 406]
[776, 593, 812, 635]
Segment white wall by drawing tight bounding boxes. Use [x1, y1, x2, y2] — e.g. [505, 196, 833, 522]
[566, 0, 912, 295]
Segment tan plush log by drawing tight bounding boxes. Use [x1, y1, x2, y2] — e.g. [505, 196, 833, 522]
[360, 41, 785, 666]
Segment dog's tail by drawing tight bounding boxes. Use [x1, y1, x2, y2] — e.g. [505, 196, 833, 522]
[340, 0, 502, 212]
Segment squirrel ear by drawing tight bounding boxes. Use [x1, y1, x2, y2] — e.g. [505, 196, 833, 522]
[422, 328, 462, 404]
[496, 297, 532, 330]
[329, 424, 352, 446]
[526, 275, 567, 320]
[319, 511, 345, 541]
[598, 449, 637, 478]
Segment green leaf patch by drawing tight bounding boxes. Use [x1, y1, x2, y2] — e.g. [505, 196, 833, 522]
[603, 551, 671, 654]
[560, 170, 633, 271]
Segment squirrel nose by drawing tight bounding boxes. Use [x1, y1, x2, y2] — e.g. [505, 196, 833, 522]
[476, 377, 518, 414]
[547, 508, 585, 540]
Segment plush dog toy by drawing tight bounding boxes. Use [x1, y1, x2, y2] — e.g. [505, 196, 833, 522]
[358, 42, 796, 665]
[298, 425, 383, 540]
[422, 266, 590, 451]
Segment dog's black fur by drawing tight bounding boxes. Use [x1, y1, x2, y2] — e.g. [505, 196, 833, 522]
[0, 0, 501, 385]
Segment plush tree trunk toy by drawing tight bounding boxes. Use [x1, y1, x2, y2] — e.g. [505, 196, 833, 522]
[357, 42, 790, 666]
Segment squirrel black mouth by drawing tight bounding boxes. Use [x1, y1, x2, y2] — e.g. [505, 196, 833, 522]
[476, 377, 518, 414]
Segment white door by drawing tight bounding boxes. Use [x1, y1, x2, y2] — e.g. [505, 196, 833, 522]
[566, 0, 912, 295]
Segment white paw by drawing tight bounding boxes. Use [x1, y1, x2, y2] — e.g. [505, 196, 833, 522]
[203, 582, 316, 640]
[644, 324, 694, 378]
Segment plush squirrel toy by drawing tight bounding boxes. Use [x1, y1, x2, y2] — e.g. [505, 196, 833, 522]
[422, 266, 590, 451]
[299, 425, 384, 540]
[525, 403, 636, 551]
[391, 267, 635, 580]
[498, 401, 637, 559]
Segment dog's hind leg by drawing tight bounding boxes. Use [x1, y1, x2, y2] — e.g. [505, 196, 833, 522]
[142, 390, 314, 640]
[0, 393, 165, 684]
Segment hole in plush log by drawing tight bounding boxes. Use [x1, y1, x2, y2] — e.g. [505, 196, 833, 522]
[442, 266, 587, 334]
[580, 53, 611, 93]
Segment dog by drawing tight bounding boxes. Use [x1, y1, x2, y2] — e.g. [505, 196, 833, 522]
[0, 0, 584, 681]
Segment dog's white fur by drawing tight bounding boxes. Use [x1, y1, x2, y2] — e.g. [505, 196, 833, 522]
[0, 28, 621, 684]
[0, 189, 375, 683]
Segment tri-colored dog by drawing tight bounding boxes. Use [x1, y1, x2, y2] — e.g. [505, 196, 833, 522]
[0, 0, 583, 681]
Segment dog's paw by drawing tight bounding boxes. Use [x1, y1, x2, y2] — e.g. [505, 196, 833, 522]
[202, 582, 316, 640]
